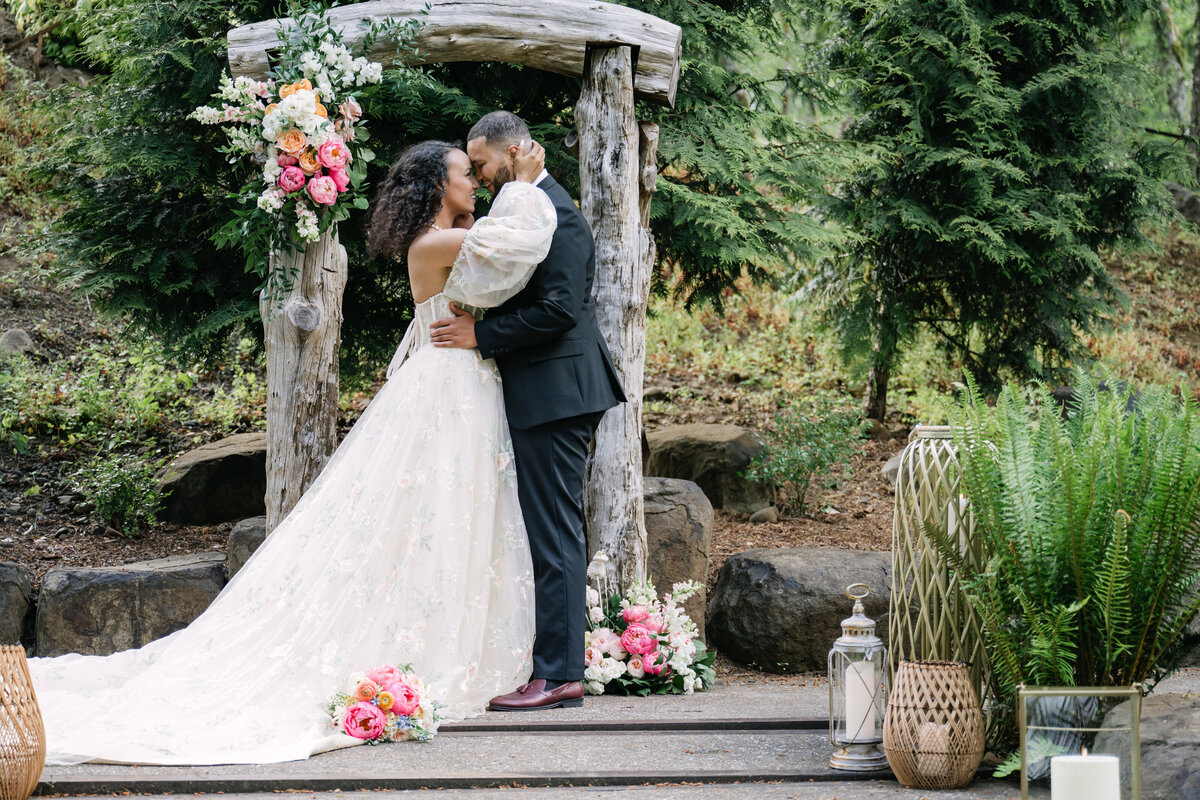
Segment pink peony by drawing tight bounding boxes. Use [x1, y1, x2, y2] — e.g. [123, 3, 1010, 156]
[338, 98, 363, 122]
[328, 167, 350, 193]
[277, 153, 299, 167]
[619, 623, 658, 655]
[367, 665, 405, 686]
[591, 629, 627, 661]
[343, 701, 386, 740]
[277, 165, 306, 193]
[642, 649, 670, 677]
[642, 614, 667, 634]
[622, 605, 650, 624]
[317, 136, 349, 170]
[626, 654, 645, 679]
[307, 174, 338, 205]
[387, 681, 420, 716]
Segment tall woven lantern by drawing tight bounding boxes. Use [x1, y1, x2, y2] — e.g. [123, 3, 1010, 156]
[889, 426, 987, 694]
[883, 660, 985, 789]
[0, 645, 45, 800]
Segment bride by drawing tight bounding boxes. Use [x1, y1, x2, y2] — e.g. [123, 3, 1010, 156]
[29, 139, 555, 765]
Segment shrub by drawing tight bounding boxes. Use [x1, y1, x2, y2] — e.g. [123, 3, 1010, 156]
[931, 371, 1200, 749]
[745, 393, 866, 514]
[74, 450, 169, 537]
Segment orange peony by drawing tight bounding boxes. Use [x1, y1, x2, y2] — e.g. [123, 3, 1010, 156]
[298, 148, 322, 175]
[276, 128, 308, 157]
[315, 103, 328, 118]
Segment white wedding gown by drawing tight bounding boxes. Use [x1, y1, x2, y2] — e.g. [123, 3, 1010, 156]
[29, 182, 557, 765]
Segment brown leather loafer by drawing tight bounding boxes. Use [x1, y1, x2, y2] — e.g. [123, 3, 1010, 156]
[487, 679, 583, 711]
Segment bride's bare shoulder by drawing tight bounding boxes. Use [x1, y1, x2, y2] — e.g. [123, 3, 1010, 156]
[408, 228, 468, 267]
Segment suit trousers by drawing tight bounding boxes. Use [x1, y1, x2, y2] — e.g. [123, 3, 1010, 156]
[509, 410, 605, 682]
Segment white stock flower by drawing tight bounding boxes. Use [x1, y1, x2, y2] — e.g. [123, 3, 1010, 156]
[586, 586, 600, 607]
[682, 674, 696, 694]
[588, 606, 605, 624]
[257, 188, 284, 213]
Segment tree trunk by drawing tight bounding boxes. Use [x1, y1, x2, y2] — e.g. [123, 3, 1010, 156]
[1193, 0, 1200, 182]
[863, 287, 896, 422]
[261, 230, 349, 531]
[579, 45, 655, 591]
[1156, 1, 1189, 125]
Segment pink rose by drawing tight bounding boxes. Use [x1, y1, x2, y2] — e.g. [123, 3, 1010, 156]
[328, 167, 350, 193]
[338, 98, 362, 122]
[584, 646, 602, 667]
[367, 665, 404, 686]
[619, 623, 658, 655]
[343, 701, 386, 740]
[317, 136, 349, 170]
[277, 165, 306, 193]
[277, 153, 299, 167]
[626, 654, 645, 679]
[642, 649, 670, 677]
[334, 118, 356, 142]
[643, 614, 667, 634]
[387, 681, 420, 716]
[307, 174, 338, 205]
[622, 605, 650, 624]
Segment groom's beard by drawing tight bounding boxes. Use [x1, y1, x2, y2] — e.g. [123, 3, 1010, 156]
[492, 162, 514, 193]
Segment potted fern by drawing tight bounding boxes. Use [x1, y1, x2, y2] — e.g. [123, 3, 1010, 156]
[926, 372, 1200, 752]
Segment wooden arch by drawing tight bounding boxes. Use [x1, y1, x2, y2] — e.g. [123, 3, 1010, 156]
[228, 0, 681, 589]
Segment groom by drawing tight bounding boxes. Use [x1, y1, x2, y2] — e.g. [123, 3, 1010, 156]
[431, 111, 626, 709]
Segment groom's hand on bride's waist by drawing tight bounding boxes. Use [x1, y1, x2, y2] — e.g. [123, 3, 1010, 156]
[431, 303, 477, 349]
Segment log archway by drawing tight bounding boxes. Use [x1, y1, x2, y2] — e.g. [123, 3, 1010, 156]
[228, 0, 681, 589]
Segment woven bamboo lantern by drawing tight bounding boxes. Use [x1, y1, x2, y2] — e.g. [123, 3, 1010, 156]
[883, 660, 985, 789]
[888, 426, 987, 694]
[0, 645, 45, 800]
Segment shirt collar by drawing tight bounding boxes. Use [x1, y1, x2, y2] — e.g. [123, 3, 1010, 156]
[534, 169, 550, 187]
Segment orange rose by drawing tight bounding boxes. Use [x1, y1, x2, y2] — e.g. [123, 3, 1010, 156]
[263, 103, 277, 115]
[298, 148, 322, 175]
[276, 129, 308, 157]
[279, 83, 297, 99]
[315, 103, 328, 118]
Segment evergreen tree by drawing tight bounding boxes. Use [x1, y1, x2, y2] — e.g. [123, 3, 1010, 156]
[810, 0, 1177, 418]
[35, 0, 846, 376]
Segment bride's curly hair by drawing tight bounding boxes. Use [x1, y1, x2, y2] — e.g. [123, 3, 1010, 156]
[367, 140, 457, 262]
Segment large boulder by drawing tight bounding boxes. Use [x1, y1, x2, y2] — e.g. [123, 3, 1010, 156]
[35, 553, 227, 656]
[644, 478, 713, 639]
[0, 328, 37, 359]
[1167, 181, 1200, 225]
[0, 562, 33, 645]
[645, 424, 770, 513]
[1094, 692, 1200, 800]
[707, 547, 891, 673]
[157, 432, 268, 524]
[226, 515, 268, 578]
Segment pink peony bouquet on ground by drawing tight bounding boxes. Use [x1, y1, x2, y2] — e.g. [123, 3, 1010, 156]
[325, 663, 442, 743]
[582, 551, 717, 696]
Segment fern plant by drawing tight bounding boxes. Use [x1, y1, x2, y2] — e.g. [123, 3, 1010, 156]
[926, 371, 1200, 747]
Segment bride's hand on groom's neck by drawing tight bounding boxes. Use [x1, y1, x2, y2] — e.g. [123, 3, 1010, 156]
[512, 139, 545, 184]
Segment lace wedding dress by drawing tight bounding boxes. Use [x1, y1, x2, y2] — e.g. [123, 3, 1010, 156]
[29, 181, 557, 765]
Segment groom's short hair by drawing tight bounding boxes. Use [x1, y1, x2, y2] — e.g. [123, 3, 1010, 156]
[468, 111, 530, 148]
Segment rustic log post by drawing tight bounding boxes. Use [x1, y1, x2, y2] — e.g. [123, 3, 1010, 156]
[261, 230, 349, 531]
[579, 45, 656, 590]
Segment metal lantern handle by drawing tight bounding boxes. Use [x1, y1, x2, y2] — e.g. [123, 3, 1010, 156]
[846, 583, 870, 600]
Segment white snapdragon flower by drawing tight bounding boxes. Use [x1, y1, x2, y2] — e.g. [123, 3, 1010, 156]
[316, 75, 334, 101]
[257, 188, 284, 213]
[228, 127, 263, 155]
[262, 158, 282, 184]
[190, 106, 223, 125]
[296, 205, 320, 242]
[216, 74, 240, 102]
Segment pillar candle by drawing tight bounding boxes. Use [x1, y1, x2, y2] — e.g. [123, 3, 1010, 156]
[844, 660, 876, 741]
[1050, 752, 1120, 800]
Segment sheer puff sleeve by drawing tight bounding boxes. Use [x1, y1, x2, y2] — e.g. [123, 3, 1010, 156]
[442, 181, 557, 309]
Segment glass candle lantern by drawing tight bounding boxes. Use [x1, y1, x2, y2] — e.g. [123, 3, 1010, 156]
[1017, 684, 1142, 800]
[829, 583, 888, 771]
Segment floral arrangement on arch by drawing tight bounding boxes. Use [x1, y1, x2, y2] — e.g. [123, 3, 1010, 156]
[326, 663, 442, 743]
[582, 551, 717, 696]
[190, 1, 424, 299]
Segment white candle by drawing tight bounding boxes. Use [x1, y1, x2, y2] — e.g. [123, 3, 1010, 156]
[844, 660, 876, 741]
[1050, 752, 1120, 800]
[916, 721, 951, 779]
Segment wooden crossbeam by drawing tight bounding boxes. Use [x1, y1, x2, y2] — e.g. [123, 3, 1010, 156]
[227, 0, 682, 107]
